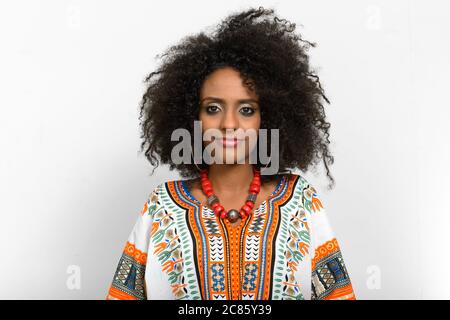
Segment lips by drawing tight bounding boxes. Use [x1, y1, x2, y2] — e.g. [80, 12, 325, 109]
[219, 137, 241, 147]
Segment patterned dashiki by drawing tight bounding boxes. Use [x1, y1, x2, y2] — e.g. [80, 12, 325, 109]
[106, 173, 356, 300]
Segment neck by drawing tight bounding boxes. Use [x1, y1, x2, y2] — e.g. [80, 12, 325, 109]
[207, 164, 254, 194]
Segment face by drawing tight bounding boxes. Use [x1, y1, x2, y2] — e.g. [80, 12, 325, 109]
[199, 67, 261, 165]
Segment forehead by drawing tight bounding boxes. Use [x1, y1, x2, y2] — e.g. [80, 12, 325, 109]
[200, 67, 258, 100]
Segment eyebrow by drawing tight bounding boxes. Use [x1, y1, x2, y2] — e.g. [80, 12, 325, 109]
[200, 97, 259, 104]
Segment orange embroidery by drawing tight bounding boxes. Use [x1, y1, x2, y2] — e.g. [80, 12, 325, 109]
[124, 242, 147, 265]
[298, 242, 309, 256]
[141, 201, 148, 216]
[311, 196, 323, 212]
[106, 286, 139, 300]
[324, 285, 356, 300]
[171, 283, 188, 294]
[150, 222, 159, 237]
[162, 258, 184, 273]
[312, 238, 356, 300]
[287, 260, 298, 272]
[154, 236, 180, 254]
[312, 238, 339, 268]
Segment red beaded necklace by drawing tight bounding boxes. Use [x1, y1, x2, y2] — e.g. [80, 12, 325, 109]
[199, 167, 261, 223]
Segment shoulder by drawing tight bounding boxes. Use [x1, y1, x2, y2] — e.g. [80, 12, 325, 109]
[141, 178, 195, 217]
[140, 181, 169, 219]
[285, 172, 317, 195]
[145, 178, 182, 200]
[285, 172, 323, 214]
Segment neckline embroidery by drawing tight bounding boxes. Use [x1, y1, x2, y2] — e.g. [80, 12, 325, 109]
[160, 174, 298, 300]
[179, 174, 288, 214]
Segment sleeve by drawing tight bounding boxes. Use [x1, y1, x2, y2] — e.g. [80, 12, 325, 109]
[106, 186, 162, 300]
[302, 182, 356, 300]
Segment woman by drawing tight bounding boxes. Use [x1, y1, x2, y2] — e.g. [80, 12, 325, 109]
[106, 7, 355, 300]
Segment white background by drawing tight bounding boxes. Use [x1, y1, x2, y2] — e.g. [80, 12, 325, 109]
[0, 0, 449, 299]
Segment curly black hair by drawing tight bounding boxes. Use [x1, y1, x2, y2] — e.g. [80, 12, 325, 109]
[138, 6, 335, 189]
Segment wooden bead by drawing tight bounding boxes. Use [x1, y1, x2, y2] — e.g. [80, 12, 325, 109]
[245, 201, 254, 208]
[214, 205, 224, 216]
[203, 186, 213, 194]
[241, 205, 251, 214]
[200, 168, 262, 221]
[211, 202, 220, 210]
[202, 180, 211, 187]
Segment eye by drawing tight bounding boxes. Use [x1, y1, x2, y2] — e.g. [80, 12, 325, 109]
[239, 104, 256, 116]
[205, 103, 221, 114]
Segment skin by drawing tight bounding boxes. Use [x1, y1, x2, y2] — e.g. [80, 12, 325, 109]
[188, 67, 279, 228]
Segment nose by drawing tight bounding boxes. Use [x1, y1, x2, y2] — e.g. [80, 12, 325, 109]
[220, 108, 239, 131]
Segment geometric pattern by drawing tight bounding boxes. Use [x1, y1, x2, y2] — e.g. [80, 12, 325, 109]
[248, 214, 265, 233]
[211, 263, 225, 292]
[150, 199, 187, 299]
[209, 236, 224, 261]
[245, 235, 260, 262]
[176, 175, 287, 300]
[242, 263, 257, 291]
[106, 173, 356, 300]
[107, 242, 146, 300]
[281, 205, 310, 300]
[311, 240, 355, 300]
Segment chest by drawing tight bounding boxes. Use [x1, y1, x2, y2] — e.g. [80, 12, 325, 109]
[150, 185, 310, 300]
[188, 182, 278, 220]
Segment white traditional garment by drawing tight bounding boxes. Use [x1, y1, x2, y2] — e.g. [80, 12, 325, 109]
[106, 173, 356, 300]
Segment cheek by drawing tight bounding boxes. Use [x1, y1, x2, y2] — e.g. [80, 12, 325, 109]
[199, 114, 217, 130]
[248, 114, 261, 130]
[256, 115, 261, 127]
[238, 117, 260, 134]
